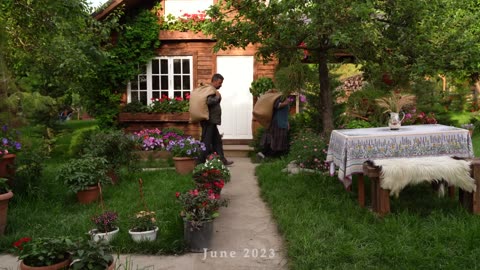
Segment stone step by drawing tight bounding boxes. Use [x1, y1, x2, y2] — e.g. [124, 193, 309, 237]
[224, 144, 253, 157]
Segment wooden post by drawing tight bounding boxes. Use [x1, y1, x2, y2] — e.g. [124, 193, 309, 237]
[357, 174, 365, 207]
[363, 161, 391, 216]
[471, 160, 480, 214]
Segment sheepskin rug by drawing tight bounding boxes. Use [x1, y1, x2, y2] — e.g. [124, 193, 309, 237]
[372, 156, 476, 197]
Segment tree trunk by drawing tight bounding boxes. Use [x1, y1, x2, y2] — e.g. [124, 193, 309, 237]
[471, 73, 480, 108]
[318, 50, 334, 136]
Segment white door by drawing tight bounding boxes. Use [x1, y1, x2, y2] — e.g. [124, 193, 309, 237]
[216, 56, 254, 139]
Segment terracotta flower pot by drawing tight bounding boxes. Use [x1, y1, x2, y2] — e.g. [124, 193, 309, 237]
[76, 185, 100, 204]
[172, 157, 197, 175]
[0, 154, 16, 185]
[19, 257, 71, 270]
[0, 191, 13, 235]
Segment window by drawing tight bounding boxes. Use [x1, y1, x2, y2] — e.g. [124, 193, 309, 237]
[128, 56, 193, 105]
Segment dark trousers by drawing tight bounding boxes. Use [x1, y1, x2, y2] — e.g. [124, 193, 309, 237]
[200, 121, 225, 163]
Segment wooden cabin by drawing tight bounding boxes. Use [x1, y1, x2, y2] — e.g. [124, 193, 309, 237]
[95, 0, 277, 141]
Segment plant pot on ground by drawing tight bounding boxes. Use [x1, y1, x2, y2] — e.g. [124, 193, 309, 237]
[175, 189, 228, 252]
[89, 211, 119, 243]
[56, 156, 110, 204]
[14, 236, 74, 269]
[128, 210, 159, 243]
[0, 177, 13, 235]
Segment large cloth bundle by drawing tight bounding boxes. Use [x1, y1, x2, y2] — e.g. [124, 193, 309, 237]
[252, 90, 283, 128]
[189, 84, 217, 123]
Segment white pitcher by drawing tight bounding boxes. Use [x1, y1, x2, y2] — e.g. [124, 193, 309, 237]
[388, 112, 405, 130]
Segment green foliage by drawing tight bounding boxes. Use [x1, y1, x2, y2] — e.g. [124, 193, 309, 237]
[176, 189, 228, 229]
[121, 100, 150, 113]
[6, 91, 61, 129]
[250, 77, 275, 97]
[149, 97, 189, 113]
[130, 211, 157, 232]
[0, 178, 10, 194]
[339, 85, 386, 128]
[57, 156, 110, 193]
[343, 119, 374, 129]
[84, 9, 161, 128]
[250, 126, 266, 154]
[16, 236, 75, 267]
[68, 126, 99, 157]
[274, 62, 316, 95]
[14, 144, 46, 195]
[82, 129, 139, 173]
[160, 13, 210, 33]
[287, 130, 329, 171]
[70, 240, 114, 270]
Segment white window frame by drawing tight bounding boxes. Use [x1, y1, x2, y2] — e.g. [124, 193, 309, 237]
[127, 56, 193, 105]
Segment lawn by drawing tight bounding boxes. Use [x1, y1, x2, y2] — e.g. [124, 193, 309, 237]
[0, 120, 193, 255]
[256, 133, 480, 269]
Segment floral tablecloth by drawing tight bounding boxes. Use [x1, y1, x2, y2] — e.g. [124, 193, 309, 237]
[326, 124, 474, 188]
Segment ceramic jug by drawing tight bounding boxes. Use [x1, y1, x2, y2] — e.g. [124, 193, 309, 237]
[388, 112, 405, 130]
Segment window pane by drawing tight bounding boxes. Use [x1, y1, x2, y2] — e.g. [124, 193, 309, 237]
[131, 91, 138, 101]
[140, 92, 147, 105]
[173, 59, 181, 74]
[139, 75, 147, 90]
[152, 75, 160, 90]
[174, 75, 181, 90]
[182, 59, 190, 73]
[161, 76, 168, 90]
[183, 75, 190, 90]
[152, 91, 160, 99]
[131, 79, 138, 90]
[140, 64, 147, 74]
[152, 59, 159, 74]
[161, 59, 168, 74]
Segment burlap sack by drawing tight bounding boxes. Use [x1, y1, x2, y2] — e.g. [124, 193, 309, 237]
[189, 84, 217, 123]
[252, 90, 283, 128]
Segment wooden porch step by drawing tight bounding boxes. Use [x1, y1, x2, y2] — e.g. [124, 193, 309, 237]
[222, 139, 253, 145]
[224, 144, 253, 157]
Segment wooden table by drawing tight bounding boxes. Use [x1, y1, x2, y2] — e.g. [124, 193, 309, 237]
[326, 124, 474, 207]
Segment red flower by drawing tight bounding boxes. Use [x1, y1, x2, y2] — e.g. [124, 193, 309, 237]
[175, 192, 180, 198]
[13, 237, 31, 250]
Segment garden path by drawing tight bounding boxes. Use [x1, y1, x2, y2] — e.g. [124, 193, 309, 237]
[0, 157, 288, 270]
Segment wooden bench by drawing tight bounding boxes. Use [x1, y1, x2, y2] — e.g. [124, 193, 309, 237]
[363, 159, 480, 216]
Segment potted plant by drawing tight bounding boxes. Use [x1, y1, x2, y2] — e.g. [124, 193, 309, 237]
[0, 177, 13, 235]
[128, 179, 159, 242]
[89, 211, 119, 243]
[70, 239, 115, 270]
[166, 136, 206, 175]
[0, 123, 22, 180]
[175, 189, 228, 252]
[56, 156, 110, 204]
[192, 154, 230, 195]
[128, 210, 159, 243]
[14, 236, 74, 270]
[82, 129, 140, 184]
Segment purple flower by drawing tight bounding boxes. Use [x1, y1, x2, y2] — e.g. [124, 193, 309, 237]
[299, 94, 307, 103]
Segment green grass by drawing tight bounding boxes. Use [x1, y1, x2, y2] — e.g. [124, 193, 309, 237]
[0, 120, 195, 255]
[256, 133, 480, 270]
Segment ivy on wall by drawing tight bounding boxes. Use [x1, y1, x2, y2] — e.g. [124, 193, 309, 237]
[84, 8, 161, 128]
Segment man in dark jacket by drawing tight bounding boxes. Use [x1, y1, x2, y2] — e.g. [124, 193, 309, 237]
[200, 73, 234, 166]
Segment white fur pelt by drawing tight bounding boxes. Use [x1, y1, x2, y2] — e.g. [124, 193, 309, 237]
[372, 157, 476, 197]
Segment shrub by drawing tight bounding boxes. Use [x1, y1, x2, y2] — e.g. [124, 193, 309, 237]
[83, 129, 139, 173]
[57, 156, 110, 193]
[288, 130, 329, 171]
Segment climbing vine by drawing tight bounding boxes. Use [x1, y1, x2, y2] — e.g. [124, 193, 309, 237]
[83, 8, 161, 127]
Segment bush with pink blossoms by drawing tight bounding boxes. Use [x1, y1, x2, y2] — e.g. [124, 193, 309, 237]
[402, 108, 438, 125]
[288, 130, 329, 171]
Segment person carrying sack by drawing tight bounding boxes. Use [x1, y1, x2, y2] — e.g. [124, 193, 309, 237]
[253, 89, 290, 159]
[189, 73, 234, 166]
